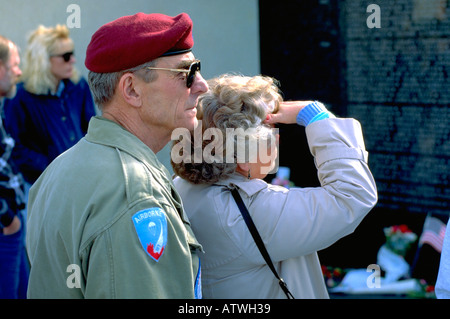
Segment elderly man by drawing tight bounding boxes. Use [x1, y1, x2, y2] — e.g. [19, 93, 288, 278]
[26, 13, 208, 298]
[0, 35, 28, 298]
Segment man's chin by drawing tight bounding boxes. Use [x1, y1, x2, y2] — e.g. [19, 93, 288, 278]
[175, 114, 198, 132]
[5, 85, 17, 99]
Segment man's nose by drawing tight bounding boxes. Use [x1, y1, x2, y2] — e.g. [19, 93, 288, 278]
[192, 72, 208, 93]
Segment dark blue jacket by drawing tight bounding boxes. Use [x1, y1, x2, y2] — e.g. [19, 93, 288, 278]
[4, 77, 96, 183]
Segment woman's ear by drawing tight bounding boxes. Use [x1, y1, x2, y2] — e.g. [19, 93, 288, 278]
[118, 73, 142, 107]
[236, 162, 250, 173]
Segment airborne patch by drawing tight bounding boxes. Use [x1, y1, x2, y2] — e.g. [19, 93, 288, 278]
[132, 207, 168, 262]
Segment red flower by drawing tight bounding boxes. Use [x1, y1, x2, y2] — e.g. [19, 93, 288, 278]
[398, 224, 411, 233]
[333, 268, 343, 277]
[425, 285, 435, 293]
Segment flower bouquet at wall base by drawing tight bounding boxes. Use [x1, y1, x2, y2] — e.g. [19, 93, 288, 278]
[328, 225, 422, 296]
[377, 224, 418, 283]
[384, 224, 418, 256]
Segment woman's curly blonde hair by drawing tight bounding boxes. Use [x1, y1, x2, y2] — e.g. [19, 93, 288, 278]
[171, 74, 282, 184]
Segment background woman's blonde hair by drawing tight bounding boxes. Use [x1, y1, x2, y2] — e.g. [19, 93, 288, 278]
[172, 73, 282, 184]
[21, 24, 79, 95]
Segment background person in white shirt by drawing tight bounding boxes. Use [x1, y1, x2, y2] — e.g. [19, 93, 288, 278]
[436, 219, 450, 298]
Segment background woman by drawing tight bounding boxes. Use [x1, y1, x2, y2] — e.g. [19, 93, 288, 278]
[172, 74, 378, 298]
[4, 24, 96, 184]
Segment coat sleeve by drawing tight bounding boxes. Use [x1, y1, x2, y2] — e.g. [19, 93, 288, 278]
[80, 201, 198, 299]
[245, 118, 378, 262]
[435, 219, 450, 299]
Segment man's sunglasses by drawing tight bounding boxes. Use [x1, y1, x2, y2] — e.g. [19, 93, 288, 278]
[146, 60, 201, 88]
[51, 51, 74, 62]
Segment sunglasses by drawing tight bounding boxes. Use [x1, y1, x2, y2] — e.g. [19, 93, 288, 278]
[146, 60, 201, 88]
[51, 51, 74, 62]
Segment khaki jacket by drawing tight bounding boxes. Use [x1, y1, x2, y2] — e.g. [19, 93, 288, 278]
[174, 118, 378, 299]
[27, 116, 202, 298]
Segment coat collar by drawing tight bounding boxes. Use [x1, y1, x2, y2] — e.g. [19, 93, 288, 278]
[85, 116, 168, 175]
[214, 172, 268, 197]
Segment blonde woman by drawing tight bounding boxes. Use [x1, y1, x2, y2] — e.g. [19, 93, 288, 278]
[4, 24, 95, 184]
[172, 74, 378, 298]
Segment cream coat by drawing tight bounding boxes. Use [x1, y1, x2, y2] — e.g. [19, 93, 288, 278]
[174, 118, 378, 299]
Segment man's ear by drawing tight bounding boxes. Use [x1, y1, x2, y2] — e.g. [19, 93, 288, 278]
[118, 73, 142, 107]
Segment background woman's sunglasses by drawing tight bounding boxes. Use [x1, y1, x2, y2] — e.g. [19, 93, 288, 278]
[146, 60, 201, 88]
[51, 51, 74, 62]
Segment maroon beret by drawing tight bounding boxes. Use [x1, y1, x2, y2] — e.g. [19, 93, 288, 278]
[85, 12, 194, 73]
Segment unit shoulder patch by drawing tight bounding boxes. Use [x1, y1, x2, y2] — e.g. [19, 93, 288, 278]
[132, 207, 168, 262]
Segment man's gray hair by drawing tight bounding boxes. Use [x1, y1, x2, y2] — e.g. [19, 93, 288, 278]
[87, 60, 157, 110]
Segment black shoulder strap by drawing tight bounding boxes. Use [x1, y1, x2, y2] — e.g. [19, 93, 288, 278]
[231, 188, 295, 299]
